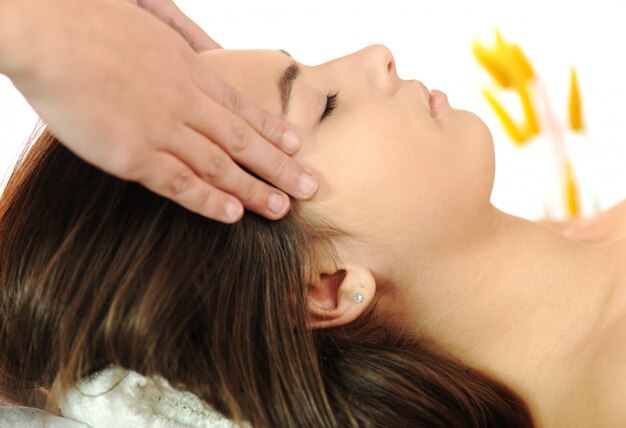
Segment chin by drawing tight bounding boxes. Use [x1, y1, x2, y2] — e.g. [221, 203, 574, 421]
[452, 109, 494, 145]
[458, 110, 496, 198]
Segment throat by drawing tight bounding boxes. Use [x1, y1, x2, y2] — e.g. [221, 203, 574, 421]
[382, 207, 619, 426]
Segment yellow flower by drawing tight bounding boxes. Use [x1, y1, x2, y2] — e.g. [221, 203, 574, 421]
[517, 84, 539, 137]
[481, 88, 526, 145]
[474, 30, 539, 144]
[568, 66, 584, 131]
[472, 29, 535, 89]
[564, 160, 580, 218]
[472, 40, 511, 87]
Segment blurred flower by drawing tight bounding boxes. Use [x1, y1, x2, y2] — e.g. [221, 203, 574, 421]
[481, 88, 525, 144]
[473, 30, 539, 146]
[568, 66, 584, 131]
[473, 29, 589, 219]
[518, 85, 539, 137]
[472, 29, 535, 89]
[564, 160, 580, 217]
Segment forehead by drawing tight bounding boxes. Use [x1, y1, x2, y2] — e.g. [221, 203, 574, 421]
[199, 49, 291, 116]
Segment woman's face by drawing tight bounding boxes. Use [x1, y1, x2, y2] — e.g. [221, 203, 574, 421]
[201, 46, 495, 274]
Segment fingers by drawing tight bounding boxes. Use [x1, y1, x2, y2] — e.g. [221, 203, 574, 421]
[221, 84, 301, 154]
[192, 63, 302, 155]
[187, 96, 318, 202]
[166, 3, 222, 51]
[131, 150, 244, 223]
[137, 0, 222, 51]
[187, 59, 320, 208]
[168, 127, 292, 219]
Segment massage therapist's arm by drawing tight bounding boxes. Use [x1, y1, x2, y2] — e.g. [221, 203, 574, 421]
[123, 0, 223, 51]
[0, 0, 318, 223]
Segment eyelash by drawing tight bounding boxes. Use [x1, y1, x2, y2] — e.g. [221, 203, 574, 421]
[320, 91, 339, 122]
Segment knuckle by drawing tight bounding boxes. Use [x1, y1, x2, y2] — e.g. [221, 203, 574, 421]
[201, 151, 228, 181]
[240, 180, 264, 205]
[169, 168, 195, 196]
[223, 86, 242, 114]
[229, 123, 250, 153]
[260, 112, 277, 138]
[112, 148, 142, 180]
[201, 188, 221, 216]
[273, 154, 292, 180]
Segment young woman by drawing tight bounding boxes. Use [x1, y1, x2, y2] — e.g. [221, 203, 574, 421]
[1, 45, 625, 427]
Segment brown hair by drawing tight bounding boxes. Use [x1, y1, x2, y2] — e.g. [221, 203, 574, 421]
[0, 127, 535, 427]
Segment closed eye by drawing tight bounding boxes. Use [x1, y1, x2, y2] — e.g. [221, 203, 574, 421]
[320, 91, 339, 122]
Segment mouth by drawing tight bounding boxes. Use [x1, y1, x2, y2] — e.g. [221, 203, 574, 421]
[408, 80, 448, 118]
[428, 89, 448, 118]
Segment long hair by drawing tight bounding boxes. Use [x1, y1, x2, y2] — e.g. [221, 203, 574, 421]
[0, 127, 535, 427]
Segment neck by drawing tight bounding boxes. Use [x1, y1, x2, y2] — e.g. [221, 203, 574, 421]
[380, 204, 625, 426]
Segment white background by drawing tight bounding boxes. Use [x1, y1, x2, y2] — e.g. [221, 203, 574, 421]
[1, 0, 625, 220]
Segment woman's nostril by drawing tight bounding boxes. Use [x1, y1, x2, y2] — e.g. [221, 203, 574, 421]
[387, 61, 393, 73]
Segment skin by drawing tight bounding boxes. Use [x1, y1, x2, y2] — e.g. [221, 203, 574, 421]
[0, 0, 318, 224]
[201, 46, 626, 427]
[123, 0, 223, 51]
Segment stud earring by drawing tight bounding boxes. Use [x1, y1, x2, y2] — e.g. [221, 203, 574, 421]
[353, 293, 364, 304]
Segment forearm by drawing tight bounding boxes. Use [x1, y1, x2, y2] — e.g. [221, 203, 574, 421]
[0, 0, 38, 78]
[0, 0, 91, 82]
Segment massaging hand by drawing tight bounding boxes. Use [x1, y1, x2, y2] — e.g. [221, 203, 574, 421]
[3, 0, 317, 223]
[123, 0, 222, 51]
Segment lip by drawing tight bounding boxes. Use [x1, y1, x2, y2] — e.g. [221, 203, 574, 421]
[408, 80, 447, 118]
[429, 89, 448, 118]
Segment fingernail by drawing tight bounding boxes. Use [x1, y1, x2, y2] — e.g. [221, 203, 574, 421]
[299, 171, 318, 197]
[282, 130, 301, 153]
[225, 201, 243, 220]
[268, 193, 288, 215]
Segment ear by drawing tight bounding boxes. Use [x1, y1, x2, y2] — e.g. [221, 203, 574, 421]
[306, 264, 376, 329]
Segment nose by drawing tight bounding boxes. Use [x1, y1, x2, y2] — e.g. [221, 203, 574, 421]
[357, 44, 398, 93]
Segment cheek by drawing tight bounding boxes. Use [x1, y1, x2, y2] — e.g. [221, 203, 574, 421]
[300, 109, 447, 227]
[299, 107, 495, 241]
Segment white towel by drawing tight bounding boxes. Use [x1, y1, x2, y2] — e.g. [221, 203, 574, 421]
[59, 367, 240, 428]
[0, 405, 87, 427]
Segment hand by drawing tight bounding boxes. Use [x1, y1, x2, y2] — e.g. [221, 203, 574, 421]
[123, 0, 221, 51]
[5, 0, 318, 223]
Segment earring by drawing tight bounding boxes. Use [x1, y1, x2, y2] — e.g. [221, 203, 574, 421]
[353, 292, 364, 304]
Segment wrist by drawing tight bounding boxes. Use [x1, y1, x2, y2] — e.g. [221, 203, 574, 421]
[0, 0, 56, 81]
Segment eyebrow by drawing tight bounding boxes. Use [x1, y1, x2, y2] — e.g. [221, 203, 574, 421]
[279, 62, 301, 118]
